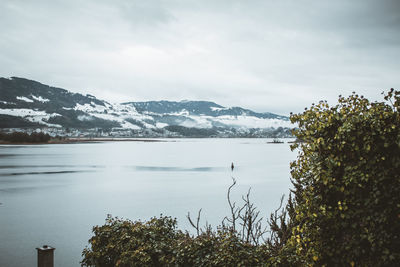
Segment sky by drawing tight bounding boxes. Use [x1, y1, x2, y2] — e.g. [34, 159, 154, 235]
[1, 0, 399, 115]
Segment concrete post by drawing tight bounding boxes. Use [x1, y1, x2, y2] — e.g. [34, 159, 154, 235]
[36, 245, 55, 267]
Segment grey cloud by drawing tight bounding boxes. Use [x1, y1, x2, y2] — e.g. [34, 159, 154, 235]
[0, 0, 399, 115]
[114, 0, 174, 26]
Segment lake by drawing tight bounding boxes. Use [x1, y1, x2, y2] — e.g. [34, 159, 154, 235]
[0, 138, 296, 267]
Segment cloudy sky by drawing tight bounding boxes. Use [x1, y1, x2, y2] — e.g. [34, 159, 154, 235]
[1, 0, 399, 115]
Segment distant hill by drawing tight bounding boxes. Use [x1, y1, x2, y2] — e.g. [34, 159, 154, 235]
[0, 77, 293, 137]
[125, 100, 286, 119]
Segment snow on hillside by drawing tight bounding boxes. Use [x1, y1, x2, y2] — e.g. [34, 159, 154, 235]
[0, 102, 292, 130]
[16, 96, 34, 103]
[0, 77, 294, 134]
[157, 113, 293, 129]
[0, 101, 15, 105]
[213, 115, 293, 128]
[31, 95, 50, 103]
[0, 108, 62, 127]
[75, 102, 156, 129]
[74, 102, 108, 113]
[210, 106, 229, 111]
[180, 115, 213, 128]
[70, 100, 292, 129]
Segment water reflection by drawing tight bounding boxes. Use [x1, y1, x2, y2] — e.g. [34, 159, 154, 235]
[0, 165, 105, 169]
[0, 154, 19, 158]
[0, 170, 93, 176]
[132, 166, 226, 172]
[0, 185, 64, 193]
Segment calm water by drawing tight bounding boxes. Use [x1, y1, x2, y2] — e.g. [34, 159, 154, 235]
[0, 138, 296, 267]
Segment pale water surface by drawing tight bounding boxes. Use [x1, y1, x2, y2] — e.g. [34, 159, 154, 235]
[0, 138, 296, 267]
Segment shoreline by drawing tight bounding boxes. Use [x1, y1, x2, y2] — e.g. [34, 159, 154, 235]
[0, 138, 169, 145]
[0, 137, 296, 145]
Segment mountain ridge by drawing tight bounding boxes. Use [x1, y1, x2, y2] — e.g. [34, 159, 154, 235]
[0, 77, 293, 137]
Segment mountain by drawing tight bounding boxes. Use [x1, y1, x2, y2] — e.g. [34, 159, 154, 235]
[124, 100, 286, 119]
[0, 77, 293, 137]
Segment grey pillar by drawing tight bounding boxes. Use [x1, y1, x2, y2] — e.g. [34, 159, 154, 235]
[36, 245, 55, 267]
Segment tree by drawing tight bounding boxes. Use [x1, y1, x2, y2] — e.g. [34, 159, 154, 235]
[288, 89, 400, 266]
[0, 131, 51, 143]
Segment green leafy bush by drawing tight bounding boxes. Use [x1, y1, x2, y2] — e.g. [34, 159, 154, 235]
[81, 215, 271, 267]
[81, 215, 183, 267]
[175, 230, 269, 266]
[288, 89, 400, 265]
[81, 178, 275, 266]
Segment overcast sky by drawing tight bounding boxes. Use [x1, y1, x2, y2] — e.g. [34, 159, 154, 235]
[1, 0, 399, 115]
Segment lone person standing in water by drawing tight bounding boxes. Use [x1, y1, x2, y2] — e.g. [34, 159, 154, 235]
[231, 162, 234, 171]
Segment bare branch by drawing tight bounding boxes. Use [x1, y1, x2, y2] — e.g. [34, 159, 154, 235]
[187, 208, 202, 236]
[223, 177, 240, 232]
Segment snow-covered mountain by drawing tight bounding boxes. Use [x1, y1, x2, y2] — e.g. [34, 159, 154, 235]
[0, 77, 293, 137]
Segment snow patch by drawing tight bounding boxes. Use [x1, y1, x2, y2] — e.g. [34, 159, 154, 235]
[77, 115, 94, 121]
[180, 116, 213, 128]
[75, 103, 107, 113]
[16, 96, 34, 103]
[0, 108, 62, 127]
[170, 109, 190, 116]
[31, 95, 50, 103]
[213, 115, 293, 128]
[210, 107, 228, 111]
[169, 113, 292, 129]
[120, 121, 141, 130]
[0, 108, 50, 117]
[88, 112, 153, 129]
[0, 100, 14, 104]
[155, 122, 168, 128]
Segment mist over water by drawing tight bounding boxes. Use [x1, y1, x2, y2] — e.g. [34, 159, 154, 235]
[0, 139, 295, 267]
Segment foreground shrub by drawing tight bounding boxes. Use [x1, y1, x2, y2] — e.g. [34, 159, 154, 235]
[175, 230, 270, 266]
[289, 89, 400, 265]
[81, 215, 271, 267]
[81, 215, 183, 267]
[81, 179, 276, 266]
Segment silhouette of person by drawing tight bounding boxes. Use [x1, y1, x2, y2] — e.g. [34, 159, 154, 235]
[231, 162, 234, 171]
